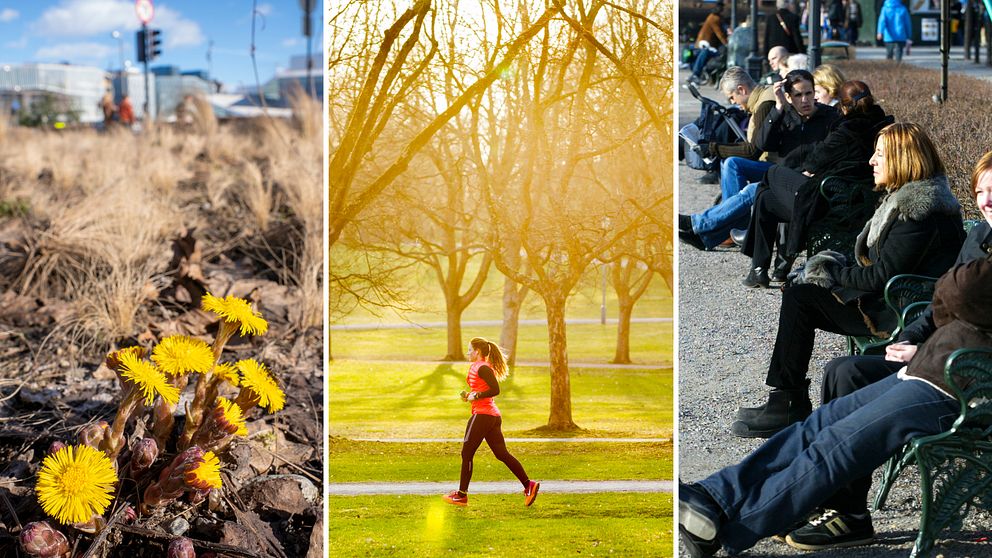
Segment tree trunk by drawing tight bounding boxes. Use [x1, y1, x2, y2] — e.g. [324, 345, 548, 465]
[545, 296, 578, 430]
[612, 296, 633, 364]
[445, 305, 464, 361]
[500, 276, 525, 366]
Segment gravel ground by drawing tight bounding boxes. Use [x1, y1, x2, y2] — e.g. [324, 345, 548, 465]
[676, 73, 992, 557]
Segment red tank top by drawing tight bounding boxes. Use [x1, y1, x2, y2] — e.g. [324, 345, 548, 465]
[467, 361, 500, 416]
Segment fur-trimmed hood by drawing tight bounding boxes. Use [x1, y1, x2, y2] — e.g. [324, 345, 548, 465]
[855, 175, 961, 265]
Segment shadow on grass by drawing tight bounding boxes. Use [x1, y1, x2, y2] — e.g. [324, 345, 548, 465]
[403, 362, 525, 402]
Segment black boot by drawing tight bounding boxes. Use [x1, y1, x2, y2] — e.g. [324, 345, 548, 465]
[737, 379, 812, 420]
[741, 267, 770, 288]
[732, 384, 813, 438]
[772, 254, 798, 282]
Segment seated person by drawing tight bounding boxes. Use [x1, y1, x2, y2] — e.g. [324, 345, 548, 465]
[680, 71, 838, 251]
[760, 46, 790, 85]
[812, 64, 846, 106]
[786, 52, 809, 71]
[740, 80, 892, 286]
[690, 2, 727, 83]
[732, 122, 964, 438]
[680, 253, 992, 557]
[794, 152, 992, 550]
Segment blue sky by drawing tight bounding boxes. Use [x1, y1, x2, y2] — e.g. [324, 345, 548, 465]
[0, 1, 322, 91]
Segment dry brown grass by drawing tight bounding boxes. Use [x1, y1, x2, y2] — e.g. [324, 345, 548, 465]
[838, 60, 992, 217]
[0, 103, 323, 348]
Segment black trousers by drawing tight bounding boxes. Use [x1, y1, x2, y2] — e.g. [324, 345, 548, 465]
[459, 414, 529, 492]
[766, 284, 874, 390]
[748, 166, 808, 269]
[817, 355, 906, 514]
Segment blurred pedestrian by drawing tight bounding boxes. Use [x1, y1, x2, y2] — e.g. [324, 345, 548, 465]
[877, 0, 912, 61]
[846, 0, 864, 44]
[118, 95, 135, 127]
[765, 0, 805, 55]
[100, 91, 117, 128]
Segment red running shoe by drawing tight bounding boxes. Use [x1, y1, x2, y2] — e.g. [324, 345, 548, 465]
[443, 491, 468, 507]
[524, 480, 540, 506]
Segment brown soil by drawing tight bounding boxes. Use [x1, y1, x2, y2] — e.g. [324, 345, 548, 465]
[0, 226, 324, 557]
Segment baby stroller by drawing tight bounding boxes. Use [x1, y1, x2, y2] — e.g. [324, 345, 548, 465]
[679, 81, 747, 172]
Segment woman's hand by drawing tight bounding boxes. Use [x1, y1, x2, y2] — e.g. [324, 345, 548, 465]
[885, 342, 918, 363]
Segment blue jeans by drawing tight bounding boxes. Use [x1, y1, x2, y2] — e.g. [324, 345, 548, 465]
[885, 41, 906, 61]
[692, 48, 714, 77]
[697, 374, 957, 554]
[720, 157, 772, 202]
[691, 182, 757, 248]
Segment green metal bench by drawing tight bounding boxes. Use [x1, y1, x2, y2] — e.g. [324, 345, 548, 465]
[846, 220, 980, 355]
[805, 176, 880, 263]
[872, 348, 992, 557]
[847, 274, 938, 356]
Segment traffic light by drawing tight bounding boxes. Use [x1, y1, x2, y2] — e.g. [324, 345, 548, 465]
[137, 28, 162, 63]
[136, 29, 147, 63]
[149, 29, 162, 60]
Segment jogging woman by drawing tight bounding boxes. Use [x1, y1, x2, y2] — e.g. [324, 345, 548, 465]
[443, 337, 539, 507]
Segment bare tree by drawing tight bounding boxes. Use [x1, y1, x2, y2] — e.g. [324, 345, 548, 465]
[480, 0, 673, 430]
[329, 0, 566, 247]
[329, 1, 566, 358]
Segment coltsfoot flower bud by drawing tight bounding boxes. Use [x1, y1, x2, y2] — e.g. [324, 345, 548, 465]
[19, 521, 69, 558]
[130, 438, 159, 474]
[167, 536, 196, 558]
[46, 441, 67, 456]
[77, 421, 109, 449]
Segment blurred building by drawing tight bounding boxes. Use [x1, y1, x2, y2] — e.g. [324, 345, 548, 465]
[0, 63, 110, 123]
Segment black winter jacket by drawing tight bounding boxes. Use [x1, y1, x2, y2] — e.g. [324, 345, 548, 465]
[803, 175, 966, 336]
[898, 220, 992, 343]
[782, 105, 894, 255]
[756, 103, 839, 167]
[764, 9, 804, 54]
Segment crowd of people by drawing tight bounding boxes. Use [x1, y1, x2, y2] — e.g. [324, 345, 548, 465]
[683, 0, 915, 89]
[677, 35, 992, 557]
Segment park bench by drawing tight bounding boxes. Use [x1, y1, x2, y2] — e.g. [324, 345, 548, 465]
[847, 274, 939, 355]
[872, 348, 992, 557]
[846, 220, 982, 355]
[804, 176, 880, 264]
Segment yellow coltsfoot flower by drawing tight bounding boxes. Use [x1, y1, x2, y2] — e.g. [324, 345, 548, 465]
[189, 397, 248, 451]
[184, 451, 222, 491]
[212, 362, 240, 387]
[35, 445, 118, 525]
[152, 335, 215, 377]
[119, 351, 180, 406]
[234, 359, 285, 412]
[201, 293, 268, 336]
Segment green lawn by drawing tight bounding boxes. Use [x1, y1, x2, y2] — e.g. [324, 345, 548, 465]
[329, 493, 673, 557]
[328, 361, 673, 438]
[329, 439, 673, 482]
[330, 322, 673, 364]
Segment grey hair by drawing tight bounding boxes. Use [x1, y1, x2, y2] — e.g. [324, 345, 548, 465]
[776, 0, 793, 9]
[787, 53, 810, 72]
[719, 66, 756, 94]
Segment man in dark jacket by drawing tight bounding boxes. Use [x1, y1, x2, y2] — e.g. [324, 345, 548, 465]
[679, 70, 837, 252]
[764, 0, 805, 54]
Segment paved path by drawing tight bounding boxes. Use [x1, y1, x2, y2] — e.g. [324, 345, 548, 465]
[329, 480, 672, 495]
[350, 437, 670, 443]
[855, 44, 992, 83]
[332, 317, 672, 331]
